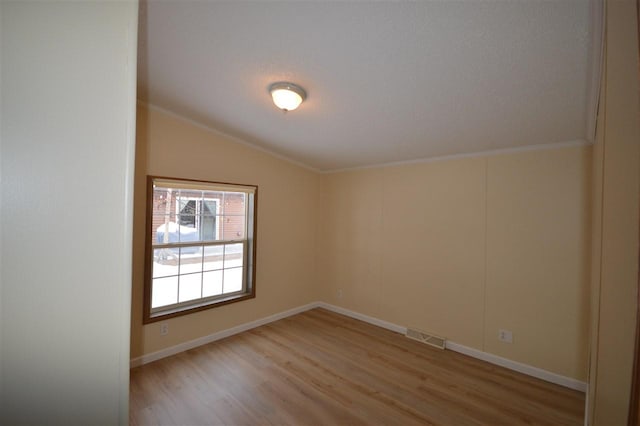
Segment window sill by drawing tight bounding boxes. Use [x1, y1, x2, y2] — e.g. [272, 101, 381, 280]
[144, 292, 255, 324]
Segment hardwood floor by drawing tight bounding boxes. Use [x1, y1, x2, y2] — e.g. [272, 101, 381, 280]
[130, 308, 584, 425]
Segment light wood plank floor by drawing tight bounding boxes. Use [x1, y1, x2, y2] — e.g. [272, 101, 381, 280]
[130, 308, 584, 425]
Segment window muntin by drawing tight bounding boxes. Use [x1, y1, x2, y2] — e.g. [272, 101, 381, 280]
[144, 177, 257, 322]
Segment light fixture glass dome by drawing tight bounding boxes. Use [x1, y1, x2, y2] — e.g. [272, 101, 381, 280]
[269, 82, 306, 112]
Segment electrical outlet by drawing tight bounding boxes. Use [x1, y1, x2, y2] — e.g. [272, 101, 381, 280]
[498, 329, 513, 343]
[160, 323, 169, 336]
[337, 289, 343, 299]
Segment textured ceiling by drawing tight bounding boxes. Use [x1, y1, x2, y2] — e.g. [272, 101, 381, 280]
[138, 1, 600, 172]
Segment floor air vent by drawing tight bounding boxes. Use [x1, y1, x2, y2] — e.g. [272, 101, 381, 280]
[406, 328, 446, 350]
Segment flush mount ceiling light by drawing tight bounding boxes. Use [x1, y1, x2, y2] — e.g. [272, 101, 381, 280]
[269, 82, 306, 112]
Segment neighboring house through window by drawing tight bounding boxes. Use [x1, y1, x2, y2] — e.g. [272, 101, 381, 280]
[178, 198, 217, 240]
[144, 176, 257, 323]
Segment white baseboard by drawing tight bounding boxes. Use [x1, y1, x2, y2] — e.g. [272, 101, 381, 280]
[129, 302, 318, 368]
[316, 302, 407, 334]
[130, 301, 587, 393]
[318, 302, 587, 393]
[445, 341, 587, 392]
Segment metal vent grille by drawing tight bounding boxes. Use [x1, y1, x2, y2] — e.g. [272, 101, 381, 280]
[406, 328, 446, 350]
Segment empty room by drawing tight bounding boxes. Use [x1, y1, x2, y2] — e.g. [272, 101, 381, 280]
[1, 0, 639, 425]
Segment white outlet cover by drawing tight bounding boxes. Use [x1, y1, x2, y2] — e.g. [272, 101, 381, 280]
[498, 329, 513, 343]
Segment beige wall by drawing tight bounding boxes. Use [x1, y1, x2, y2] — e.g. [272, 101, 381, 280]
[588, 0, 640, 424]
[485, 149, 591, 379]
[318, 159, 487, 349]
[133, 103, 592, 382]
[130, 105, 320, 358]
[318, 146, 592, 381]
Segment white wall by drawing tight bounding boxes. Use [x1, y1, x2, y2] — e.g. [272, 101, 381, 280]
[0, 2, 138, 424]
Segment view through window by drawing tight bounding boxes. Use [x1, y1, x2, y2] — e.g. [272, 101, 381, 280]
[144, 177, 257, 322]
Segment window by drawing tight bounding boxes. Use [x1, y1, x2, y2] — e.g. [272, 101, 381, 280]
[144, 176, 257, 323]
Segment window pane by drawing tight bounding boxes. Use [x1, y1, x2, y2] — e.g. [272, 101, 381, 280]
[223, 267, 243, 293]
[178, 213, 196, 229]
[152, 276, 178, 308]
[179, 246, 202, 274]
[203, 270, 223, 297]
[202, 191, 224, 208]
[199, 213, 217, 241]
[203, 245, 224, 271]
[216, 216, 225, 241]
[222, 215, 245, 239]
[202, 199, 218, 216]
[178, 198, 197, 214]
[224, 243, 244, 268]
[176, 219, 198, 244]
[156, 219, 205, 246]
[153, 216, 176, 245]
[221, 192, 245, 216]
[153, 248, 179, 278]
[179, 273, 202, 303]
[177, 190, 201, 212]
[178, 189, 201, 198]
[152, 188, 173, 217]
[147, 178, 256, 321]
[153, 187, 170, 203]
[151, 215, 171, 244]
